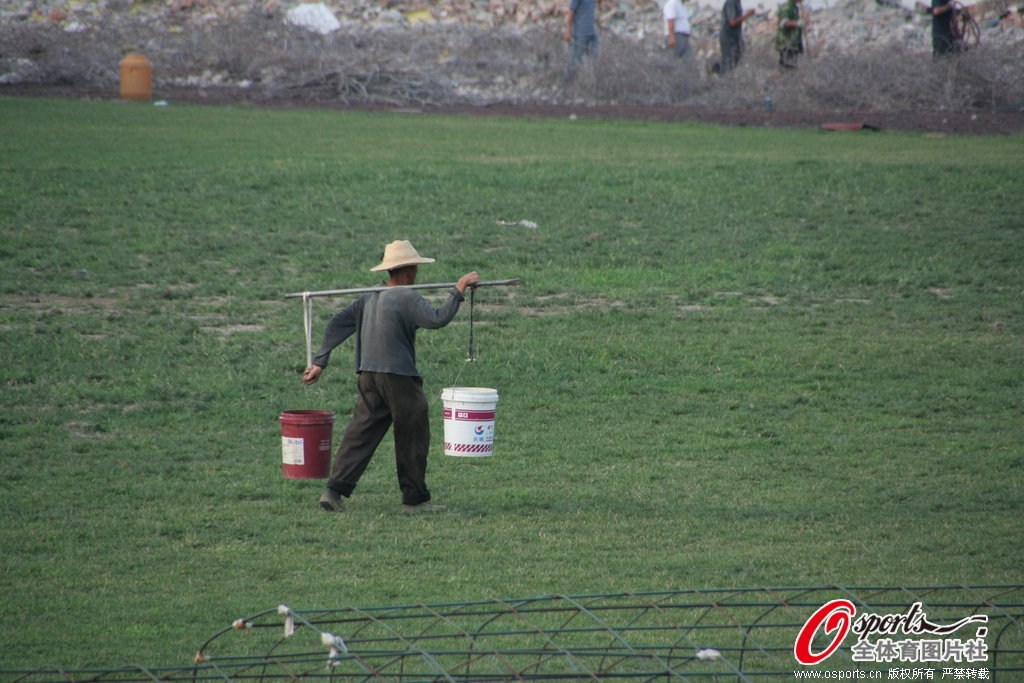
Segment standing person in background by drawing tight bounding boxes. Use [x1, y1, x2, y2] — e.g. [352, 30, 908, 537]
[663, 0, 693, 59]
[565, 0, 599, 77]
[304, 240, 480, 514]
[775, 0, 804, 68]
[720, 0, 756, 73]
[931, 0, 960, 55]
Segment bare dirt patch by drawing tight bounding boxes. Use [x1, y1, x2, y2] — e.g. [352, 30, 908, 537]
[0, 292, 124, 317]
[5, 81, 1022, 135]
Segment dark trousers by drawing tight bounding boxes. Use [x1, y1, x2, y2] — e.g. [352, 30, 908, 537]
[779, 47, 801, 68]
[720, 39, 742, 73]
[932, 35, 959, 56]
[327, 372, 432, 506]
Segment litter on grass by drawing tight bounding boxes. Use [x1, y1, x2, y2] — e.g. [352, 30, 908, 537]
[496, 219, 538, 229]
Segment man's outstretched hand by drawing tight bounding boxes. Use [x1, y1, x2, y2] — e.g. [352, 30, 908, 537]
[456, 271, 481, 294]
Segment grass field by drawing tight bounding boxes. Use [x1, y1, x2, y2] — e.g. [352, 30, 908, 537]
[0, 96, 1021, 671]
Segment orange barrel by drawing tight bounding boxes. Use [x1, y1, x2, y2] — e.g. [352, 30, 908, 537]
[119, 53, 152, 101]
[278, 410, 335, 479]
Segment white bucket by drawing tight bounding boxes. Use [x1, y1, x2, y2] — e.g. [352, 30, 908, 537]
[441, 387, 499, 457]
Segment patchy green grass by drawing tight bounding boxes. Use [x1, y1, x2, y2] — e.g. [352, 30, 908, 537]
[0, 96, 1021, 669]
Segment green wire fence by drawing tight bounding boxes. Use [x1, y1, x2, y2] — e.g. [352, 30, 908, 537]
[4, 586, 1022, 682]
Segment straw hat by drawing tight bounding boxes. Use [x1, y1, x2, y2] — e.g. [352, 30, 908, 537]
[369, 240, 437, 272]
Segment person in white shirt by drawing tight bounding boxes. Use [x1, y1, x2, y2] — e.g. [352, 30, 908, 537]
[663, 0, 693, 58]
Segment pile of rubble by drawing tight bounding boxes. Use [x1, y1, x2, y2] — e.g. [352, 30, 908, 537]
[3, 0, 1022, 40]
[1, 0, 1021, 107]
[4, 0, 1019, 37]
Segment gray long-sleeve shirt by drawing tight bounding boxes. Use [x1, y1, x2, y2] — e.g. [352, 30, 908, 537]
[312, 286, 465, 377]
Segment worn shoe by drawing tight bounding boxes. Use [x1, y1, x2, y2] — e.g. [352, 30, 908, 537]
[400, 501, 447, 514]
[319, 489, 346, 512]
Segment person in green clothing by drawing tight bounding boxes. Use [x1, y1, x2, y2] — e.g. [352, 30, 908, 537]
[775, 0, 804, 68]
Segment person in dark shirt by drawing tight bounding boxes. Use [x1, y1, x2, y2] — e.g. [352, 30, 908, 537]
[304, 240, 479, 514]
[931, 0, 960, 56]
[720, 0, 756, 73]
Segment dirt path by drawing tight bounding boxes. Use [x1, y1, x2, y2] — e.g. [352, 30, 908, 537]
[4, 84, 1023, 135]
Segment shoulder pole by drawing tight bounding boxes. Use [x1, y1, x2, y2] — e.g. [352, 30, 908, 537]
[285, 278, 522, 299]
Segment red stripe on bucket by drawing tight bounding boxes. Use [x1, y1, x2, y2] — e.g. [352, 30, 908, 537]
[443, 408, 496, 421]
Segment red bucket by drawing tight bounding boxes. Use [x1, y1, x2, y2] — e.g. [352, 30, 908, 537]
[278, 410, 335, 479]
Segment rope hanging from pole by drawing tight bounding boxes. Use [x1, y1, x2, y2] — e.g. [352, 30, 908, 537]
[467, 286, 475, 363]
[302, 292, 313, 368]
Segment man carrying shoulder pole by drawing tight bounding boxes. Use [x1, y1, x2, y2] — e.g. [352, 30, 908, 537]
[303, 240, 480, 514]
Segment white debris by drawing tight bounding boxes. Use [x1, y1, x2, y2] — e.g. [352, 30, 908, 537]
[321, 632, 348, 653]
[497, 219, 539, 229]
[285, 3, 341, 35]
[277, 604, 297, 637]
